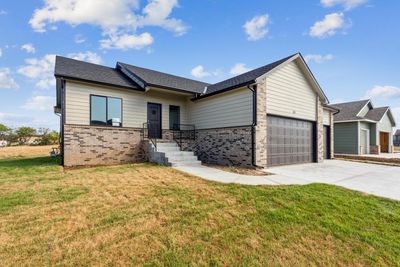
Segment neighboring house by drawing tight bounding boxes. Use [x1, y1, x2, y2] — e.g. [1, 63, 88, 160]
[332, 100, 396, 154]
[394, 129, 400, 146]
[54, 53, 336, 168]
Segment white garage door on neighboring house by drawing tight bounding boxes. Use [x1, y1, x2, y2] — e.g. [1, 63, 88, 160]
[267, 116, 315, 167]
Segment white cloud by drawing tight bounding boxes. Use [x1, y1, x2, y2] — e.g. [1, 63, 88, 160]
[29, 0, 186, 49]
[17, 54, 56, 89]
[0, 68, 19, 90]
[139, 0, 187, 36]
[0, 10, 6, 15]
[21, 96, 55, 111]
[191, 65, 210, 78]
[0, 113, 32, 126]
[243, 14, 269, 41]
[304, 54, 334, 63]
[0, 48, 2, 57]
[321, 0, 368, 10]
[230, 63, 251, 75]
[74, 34, 86, 44]
[309, 12, 346, 38]
[21, 43, 36, 54]
[0, 112, 58, 130]
[17, 52, 101, 89]
[100, 32, 154, 50]
[364, 85, 400, 100]
[68, 51, 102, 64]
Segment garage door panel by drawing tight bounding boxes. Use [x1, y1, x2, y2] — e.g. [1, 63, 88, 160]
[267, 115, 315, 167]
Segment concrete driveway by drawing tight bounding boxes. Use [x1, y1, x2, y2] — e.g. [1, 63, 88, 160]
[175, 160, 400, 201]
[267, 160, 400, 201]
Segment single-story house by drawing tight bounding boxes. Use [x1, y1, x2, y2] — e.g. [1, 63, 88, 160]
[394, 129, 400, 146]
[54, 53, 336, 168]
[332, 99, 396, 154]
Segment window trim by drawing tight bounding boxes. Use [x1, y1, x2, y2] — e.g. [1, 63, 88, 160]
[90, 94, 123, 127]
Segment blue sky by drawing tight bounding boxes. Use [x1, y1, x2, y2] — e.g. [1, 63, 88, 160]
[0, 0, 399, 130]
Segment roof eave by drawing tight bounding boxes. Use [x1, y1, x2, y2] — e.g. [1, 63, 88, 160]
[146, 83, 199, 96]
[191, 80, 255, 101]
[54, 74, 143, 91]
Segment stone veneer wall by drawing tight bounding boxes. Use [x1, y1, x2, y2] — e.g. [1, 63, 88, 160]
[316, 97, 324, 162]
[370, 145, 380, 155]
[255, 78, 267, 167]
[63, 124, 147, 167]
[181, 126, 253, 167]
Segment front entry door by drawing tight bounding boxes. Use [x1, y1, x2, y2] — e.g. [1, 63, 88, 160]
[147, 103, 162, 139]
[380, 132, 389, 153]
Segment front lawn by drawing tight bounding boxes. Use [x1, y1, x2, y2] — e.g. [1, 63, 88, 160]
[0, 155, 399, 266]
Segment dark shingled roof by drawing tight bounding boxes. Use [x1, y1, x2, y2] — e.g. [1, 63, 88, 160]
[364, 107, 389, 121]
[117, 62, 209, 94]
[204, 54, 297, 96]
[395, 129, 400, 136]
[55, 53, 320, 99]
[55, 56, 138, 89]
[331, 99, 370, 122]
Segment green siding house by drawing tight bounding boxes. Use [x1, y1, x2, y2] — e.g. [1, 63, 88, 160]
[332, 100, 396, 155]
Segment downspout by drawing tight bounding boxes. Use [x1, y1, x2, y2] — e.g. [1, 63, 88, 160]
[247, 83, 259, 168]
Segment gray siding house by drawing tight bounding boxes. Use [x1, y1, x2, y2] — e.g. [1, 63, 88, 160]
[54, 53, 336, 168]
[332, 100, 396, 154]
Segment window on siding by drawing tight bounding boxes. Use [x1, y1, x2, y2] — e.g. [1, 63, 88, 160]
[90, 95, 122, 127]
[169, 105, 180, 130]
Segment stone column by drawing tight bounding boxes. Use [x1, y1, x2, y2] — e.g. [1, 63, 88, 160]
[316, 97, 324, 162]
[255, 78, 267, 167]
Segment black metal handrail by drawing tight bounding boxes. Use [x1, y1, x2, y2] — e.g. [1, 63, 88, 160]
[172, 124, 195, 148]
[142, 122, 157, 151]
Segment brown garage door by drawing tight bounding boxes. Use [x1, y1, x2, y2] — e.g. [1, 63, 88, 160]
[267, 116, 315, 167]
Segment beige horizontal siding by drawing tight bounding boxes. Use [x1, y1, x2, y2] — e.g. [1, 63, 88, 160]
[65, 81, 189, 128]
[266, 61, 317, 121]
[323, 110, 331, 125]
[188, 87, 252, 129]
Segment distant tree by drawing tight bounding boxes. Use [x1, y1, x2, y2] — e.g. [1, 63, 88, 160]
[15, 127, 36, 145]
[38, 129, 59, 145]
[0, 123, 10, 140]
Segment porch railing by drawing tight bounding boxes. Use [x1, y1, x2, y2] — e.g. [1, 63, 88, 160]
[172, 124, 196, 149]
[142, 122, 157, 151]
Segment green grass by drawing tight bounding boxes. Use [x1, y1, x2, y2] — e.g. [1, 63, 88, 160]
[0, 155, 399, 266]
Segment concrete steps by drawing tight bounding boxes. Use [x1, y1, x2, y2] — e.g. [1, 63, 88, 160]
[148, 141, 202, 167]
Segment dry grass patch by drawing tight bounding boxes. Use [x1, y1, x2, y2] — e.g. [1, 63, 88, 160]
[0, 145, 54, 159]
[0, 156, 399, 266]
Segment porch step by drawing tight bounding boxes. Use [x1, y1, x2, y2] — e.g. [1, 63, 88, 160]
[148, 141, 202, 166]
